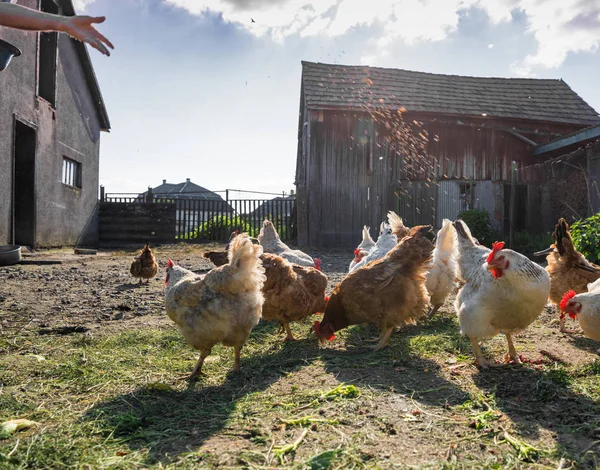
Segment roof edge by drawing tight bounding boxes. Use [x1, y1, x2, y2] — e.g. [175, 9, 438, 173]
[533, 124, 600, 156]
[61, 0, 111, 132]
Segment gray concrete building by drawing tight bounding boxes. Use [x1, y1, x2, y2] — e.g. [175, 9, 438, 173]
[0, 0, 110, 247]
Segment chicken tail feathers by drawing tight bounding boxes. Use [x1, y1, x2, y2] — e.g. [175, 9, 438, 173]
[553, 218, 572, 256]
[227, 233, 266, 289]
[453, 219, 476, 247]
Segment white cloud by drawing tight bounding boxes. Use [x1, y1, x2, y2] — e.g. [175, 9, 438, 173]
[72, 0, 96, 12]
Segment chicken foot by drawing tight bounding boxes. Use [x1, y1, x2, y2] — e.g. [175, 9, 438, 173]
[188, 349, 211, 379]
[427, 304, 441, 318]
[371, 327, 394, 351]
[469, 337, 503, 369]
[504, 333, 522, 364]
[283, 323, 297, 341]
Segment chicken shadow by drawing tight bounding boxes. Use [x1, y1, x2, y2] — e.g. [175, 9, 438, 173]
[567, 334, 600, 355]
[471, 362, 599, 466]
[318, 315, 470, 409]
[81, 321, 320, 466]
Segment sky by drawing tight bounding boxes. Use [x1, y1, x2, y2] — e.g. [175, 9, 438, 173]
[78, 0, 600, 199]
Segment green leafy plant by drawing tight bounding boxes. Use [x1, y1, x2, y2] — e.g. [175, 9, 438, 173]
[570, 213, 600, 264]
[457, 209, 492, 245]
[181, 215, 259, 241]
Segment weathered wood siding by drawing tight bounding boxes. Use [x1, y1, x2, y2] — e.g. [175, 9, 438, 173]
[297, 109, 587, 247]
[99, 202, 176, 247]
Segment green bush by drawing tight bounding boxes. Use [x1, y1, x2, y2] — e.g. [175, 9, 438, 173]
[457, 209, 492, 245]
[570, 213, 600, 264]
[513, 231, 554, 259]
[183, 215, 260, 241]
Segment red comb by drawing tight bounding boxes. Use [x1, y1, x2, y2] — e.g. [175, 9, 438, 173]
[167, 259, 174, 268]
[353, 249, 361, 256]
[486, 241, 505, 264]
[560, 290, 576, 310]
[325, 296, 330, 302]
[314, 258, 322, 270]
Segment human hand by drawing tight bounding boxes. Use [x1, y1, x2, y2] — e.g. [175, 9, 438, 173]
[60, 15, 114, 56]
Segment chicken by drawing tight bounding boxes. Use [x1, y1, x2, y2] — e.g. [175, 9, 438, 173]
[349, 226, 376, 271]
[349, 222, 397, 272]
[202, 231, 241, 267]
[387, 210, 410, 241]
[453, 220, 550, 368]
[560, 281, 600, 342]
[258, 219, 319, 268]
[534, 218, 600, 332]
[314, 225, 435, 351]
[260, 253, 328, 341]
[129, 243, 159, 284]
[164, 234, 266, 377]
[425, 219, 458, 317]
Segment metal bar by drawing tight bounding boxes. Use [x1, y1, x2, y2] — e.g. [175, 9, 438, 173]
[509, 161, 517, 249]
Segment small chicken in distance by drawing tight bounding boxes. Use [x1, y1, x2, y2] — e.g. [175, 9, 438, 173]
[202, 230, 242, 267]
[164, 234, 266, 378]
[130, 243, 158, 285]
[534, 218, 600, 332]
[350, 222, 397, 272]
[259, 219, 319, 268]
[315, 225, 435, 351]
[349, 226, 375, 271]
[560, 280, 600, 342]
[260, 253, 328, 341]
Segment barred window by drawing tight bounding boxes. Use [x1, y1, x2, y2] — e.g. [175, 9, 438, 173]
[62, 158, 82, 188]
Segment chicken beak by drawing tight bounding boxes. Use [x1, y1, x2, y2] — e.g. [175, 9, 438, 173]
[533, 247, 554, 256]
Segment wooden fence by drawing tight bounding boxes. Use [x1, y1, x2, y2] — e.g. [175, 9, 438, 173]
[98, 195, 296, 245]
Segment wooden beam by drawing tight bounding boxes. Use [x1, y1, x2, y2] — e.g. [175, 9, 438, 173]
[533, 125, 600, 156]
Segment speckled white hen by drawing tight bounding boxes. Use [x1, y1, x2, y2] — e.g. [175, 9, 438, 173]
[453, 219, 550, 368]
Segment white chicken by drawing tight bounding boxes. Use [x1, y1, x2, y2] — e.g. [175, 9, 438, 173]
[453, 220, 550, 368]
[350, 222, 397, 272]
[349, 226, 376, 271]
[258, 219, 320, 269]
[425, 219, 457, 317]
[560, 279, 600, 342]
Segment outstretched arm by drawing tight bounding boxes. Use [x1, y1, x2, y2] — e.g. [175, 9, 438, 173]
[0, 2, 113, 56]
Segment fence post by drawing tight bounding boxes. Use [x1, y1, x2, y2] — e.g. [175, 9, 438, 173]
[100, 185, 105, 202]
[509, 161, 517, 249]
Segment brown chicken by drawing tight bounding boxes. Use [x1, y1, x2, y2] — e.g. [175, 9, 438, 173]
[203, 231, 260, 267]
[534, 218, 600, 332]
[314, 225, 435, 350]
[130, 243, 158, 284]
[260, 253, 328, 341]
[164, 234, 266, 377]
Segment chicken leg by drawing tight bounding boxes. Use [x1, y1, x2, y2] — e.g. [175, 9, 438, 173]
[504, 333, 522, 364]
[469, 337, 502, 369]
[283, 322, 296, 341]
[233, 345, 242, 373]
[427, 304, 441, 318]
[371, 327, 394, 351]
[189, 349, 211, 379]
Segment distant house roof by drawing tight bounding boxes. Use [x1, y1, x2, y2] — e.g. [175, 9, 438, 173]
[301, 61, 600, 126]
[248, 196, 295, 217]
[62, 0, 110, 131]
[149, 179, 225, 201]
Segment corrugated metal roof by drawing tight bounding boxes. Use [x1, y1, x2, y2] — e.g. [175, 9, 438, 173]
[301, 61, 600, 126]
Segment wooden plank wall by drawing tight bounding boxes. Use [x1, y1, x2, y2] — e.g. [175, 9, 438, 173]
[297, 110, 585, 247]
[99, 202, 176, 247]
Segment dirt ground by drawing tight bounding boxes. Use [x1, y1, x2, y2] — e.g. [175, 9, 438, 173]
[0, 243, 599, 469]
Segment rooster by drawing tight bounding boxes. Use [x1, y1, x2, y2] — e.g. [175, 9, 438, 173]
[453, 220, 550, 368]
[164, 234, 266, 377]
[130, 243, 159, 285]
[314, 225, 435, 351]
[349, 222, 397, 272]
[425, 219, 457, 317]
[260, 253, 328, 341]
[534, 218, 600, 332]
[349, 226, 376, 271]
[258, 219, 319, 269]
[560, 281, 600, 342]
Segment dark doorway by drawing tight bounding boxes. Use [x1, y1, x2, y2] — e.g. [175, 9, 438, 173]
[13, 120, 36, 247]
[504, 184, 527, 234]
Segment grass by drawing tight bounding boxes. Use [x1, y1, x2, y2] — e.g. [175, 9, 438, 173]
[0, 311, 599, 468]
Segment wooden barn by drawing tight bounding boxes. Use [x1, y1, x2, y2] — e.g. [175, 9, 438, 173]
[295, 61, 600, 248]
